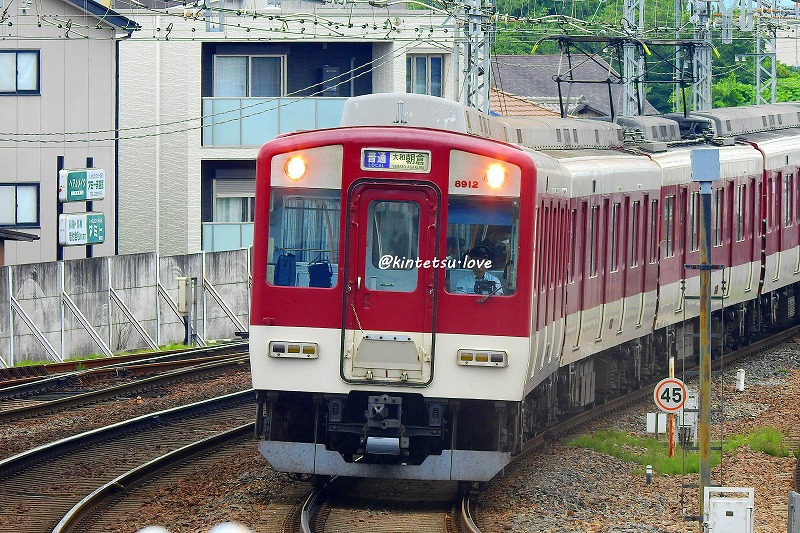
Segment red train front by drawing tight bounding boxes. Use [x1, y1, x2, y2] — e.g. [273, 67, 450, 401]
[250, 94, 541, 481]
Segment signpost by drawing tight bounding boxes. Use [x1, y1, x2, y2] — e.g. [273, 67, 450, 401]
[58, 213, 105, 246]
[654, 377, 688, 413]
[58, 168, 105, 202]
[57, 163, 105, 257]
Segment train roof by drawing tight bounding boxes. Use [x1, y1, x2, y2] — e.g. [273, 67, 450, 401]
[338, 94, 800, 163]
[340, 93, 470, 132]
[688, 104, 800, 137]
[502, 116, 624, 150]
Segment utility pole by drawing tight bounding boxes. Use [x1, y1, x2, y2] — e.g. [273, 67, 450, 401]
[691, 148, 720, 521]
[623, 0, 645, 116]
[462, 0, 493, 112]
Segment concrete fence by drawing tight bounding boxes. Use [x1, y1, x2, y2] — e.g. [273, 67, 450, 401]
[0, 249, 251, 366]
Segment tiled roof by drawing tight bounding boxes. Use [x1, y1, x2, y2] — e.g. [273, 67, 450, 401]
[490, 88, 560, 117]
[492, 54, 659, 117]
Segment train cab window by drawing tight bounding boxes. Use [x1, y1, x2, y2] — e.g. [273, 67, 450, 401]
[267, 188, 341, 287]
[364, 201, 420, 292]
[445, 196, 519, 296]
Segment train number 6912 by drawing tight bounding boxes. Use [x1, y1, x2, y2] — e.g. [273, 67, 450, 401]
[454, 180, 479, 188]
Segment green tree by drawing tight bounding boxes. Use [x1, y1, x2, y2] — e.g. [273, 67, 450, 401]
[712, 72, 755, 107]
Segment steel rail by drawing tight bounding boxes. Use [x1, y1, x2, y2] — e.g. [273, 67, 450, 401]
[522, 323, 800, 455]
[0, 354, 250, 422]
[51, 423, 254, 533]
[300, 476, 340, 533]
[0, 340, 248, 399]
[0, 389, 255, 479]
[460, 493, 481, 533]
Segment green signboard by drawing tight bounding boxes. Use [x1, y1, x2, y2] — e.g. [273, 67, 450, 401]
[58, 212, 105, 246]
[58, 169, 105, 202]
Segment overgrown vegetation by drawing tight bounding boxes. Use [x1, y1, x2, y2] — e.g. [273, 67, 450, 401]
[491, 0, 800, 111]
[570, 427, 795, 475]
[10, 342, 198, 368]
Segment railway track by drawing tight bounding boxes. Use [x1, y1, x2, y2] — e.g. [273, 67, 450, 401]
[298, 477, 479, 533]
[0, 352, 249, 422]
[52, 426, 254, 533]
[0, 340, 248, 395]
[0, 390, 255, 533]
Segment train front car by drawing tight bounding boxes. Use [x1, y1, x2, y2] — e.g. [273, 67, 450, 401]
[250, 95, 536, 482]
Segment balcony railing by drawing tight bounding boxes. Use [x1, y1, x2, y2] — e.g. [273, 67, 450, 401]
[202, 222, 254, 252]
[201, 97, 349, 147]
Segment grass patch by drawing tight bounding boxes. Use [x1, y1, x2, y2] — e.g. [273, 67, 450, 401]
[65, 353, 107, 363]
[570, 426, 793, 475]
[15, 359, 51, 367]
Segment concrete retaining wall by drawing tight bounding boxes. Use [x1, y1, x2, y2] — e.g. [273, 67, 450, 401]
[0, 250, 250, 365]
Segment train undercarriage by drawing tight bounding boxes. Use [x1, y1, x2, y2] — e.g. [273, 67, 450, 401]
[254, 283, 800, 482]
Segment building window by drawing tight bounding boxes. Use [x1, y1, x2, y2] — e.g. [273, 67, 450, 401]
[0, 183, 39, 226]
[214, 55, 283, 97]
[406, 54, 442, 97]
[0, 50, 40, 95]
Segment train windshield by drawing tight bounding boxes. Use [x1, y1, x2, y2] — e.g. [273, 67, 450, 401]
[445, 196, 519, 296]
[266, 187, 341, 287]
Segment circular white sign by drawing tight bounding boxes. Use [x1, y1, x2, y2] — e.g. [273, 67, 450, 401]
[653, 377, 688, 413]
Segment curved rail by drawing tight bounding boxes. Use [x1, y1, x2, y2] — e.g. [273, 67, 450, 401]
[0, 340, 248, 399]
[0, 389, 254, 479]
[0, 354, 249, 422]
[52, 423, 254, 533]
[460, 493, 481, 533]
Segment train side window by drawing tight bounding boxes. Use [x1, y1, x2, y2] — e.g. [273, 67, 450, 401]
[689, 191, 699, 252]
[736, 184, 745, 241]
[445, 196, 519, 296]
[610, 203, 620, 272]
[267, 188, 341, 287]
[713, 188, 723, 246]
[648, 199, 658, 264]
[630, 201, 640, 267]
[784, 173, 793, 227]
[664, 196, 675, 258]
[588, 206, 599, 277]
[568, 208, 577, 282]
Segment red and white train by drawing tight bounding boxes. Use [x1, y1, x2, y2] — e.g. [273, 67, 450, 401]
[249, 93, 800, 482]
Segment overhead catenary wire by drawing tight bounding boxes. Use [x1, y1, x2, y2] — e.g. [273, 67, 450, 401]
[0, 35, 428, 143]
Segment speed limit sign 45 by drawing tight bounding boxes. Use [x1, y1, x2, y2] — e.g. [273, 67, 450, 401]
[654, 378, 688, 413]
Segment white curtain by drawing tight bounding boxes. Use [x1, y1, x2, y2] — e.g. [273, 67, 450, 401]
[17, 52, 37, 91]
[214, 56, 247, 97]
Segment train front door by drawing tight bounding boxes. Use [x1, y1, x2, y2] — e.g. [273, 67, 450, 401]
[341, 182, 439, 384]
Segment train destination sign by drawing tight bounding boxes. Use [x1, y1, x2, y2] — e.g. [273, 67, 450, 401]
[58, 212, 105, 246]
[653, 377, 688, 413]
[58, 168, 106, 202]
[362, 149, 430, 173]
